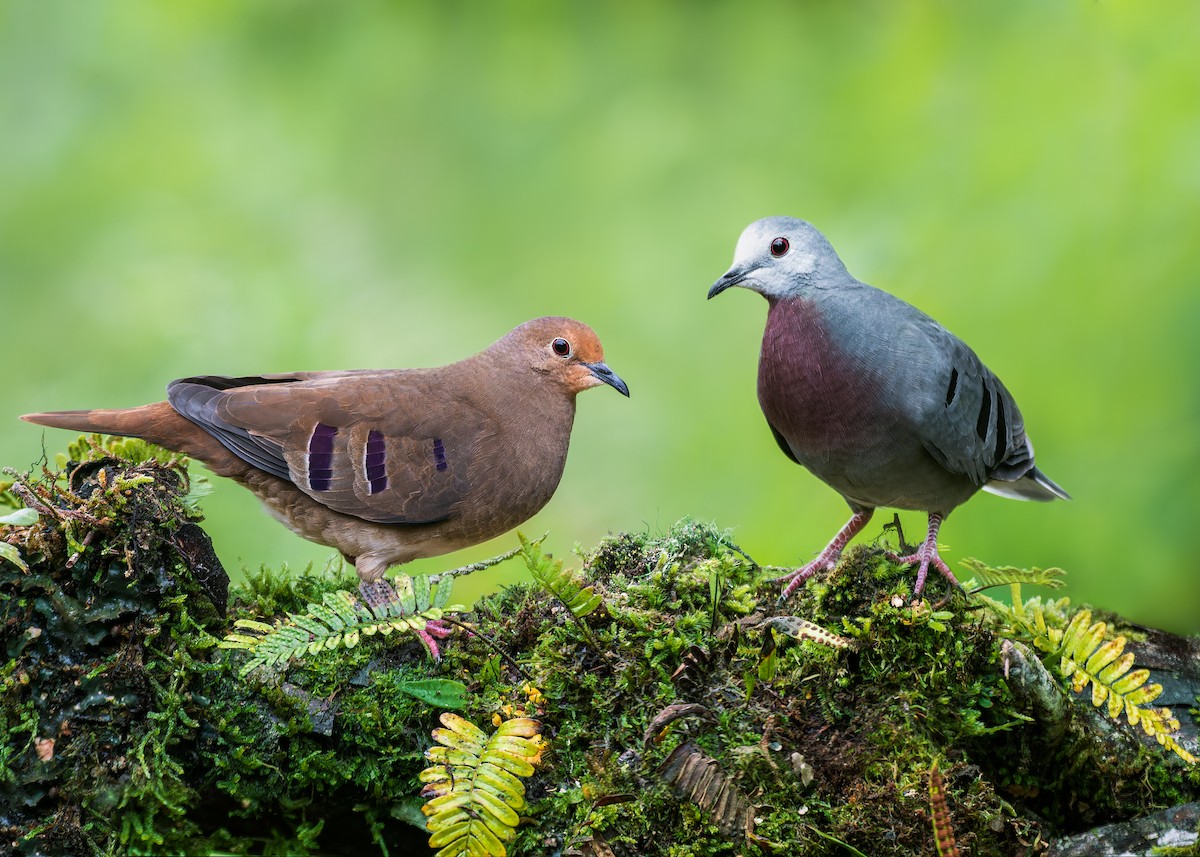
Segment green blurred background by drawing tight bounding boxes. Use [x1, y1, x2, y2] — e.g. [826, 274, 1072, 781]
[2, 2, 1198, 633]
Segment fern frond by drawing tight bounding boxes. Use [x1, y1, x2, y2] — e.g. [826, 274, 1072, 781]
[1037, 609, 1196, 765]
[219, 574, 466, 676]
[929, 761, 960, 857]
[960, 558, 1066, 592]
[518, 532, 602, 618]
[420, 713, 546, 857]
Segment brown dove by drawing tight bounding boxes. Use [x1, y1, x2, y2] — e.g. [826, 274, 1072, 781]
[22, 316, 628, 603]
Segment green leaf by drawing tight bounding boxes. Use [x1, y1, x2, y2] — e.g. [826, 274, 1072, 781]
[396, 679, 469, 710]
[0, 541, 28, 572]
[0, 508, 39, 526]
[221, 578, 464, 674]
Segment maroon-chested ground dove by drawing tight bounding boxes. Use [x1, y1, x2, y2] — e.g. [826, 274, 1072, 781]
[708, 217, 1068, 599]
[22, 316, 628, 603]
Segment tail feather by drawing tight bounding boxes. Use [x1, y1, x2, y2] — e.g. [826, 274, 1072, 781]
[21, 403, 239, 474]
[983, 466, 1070, 502]
[22, 403, 174, 440]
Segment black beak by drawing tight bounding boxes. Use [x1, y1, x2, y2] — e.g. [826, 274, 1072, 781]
[707, 267, 750, 299]
[585, 362, 630, 397]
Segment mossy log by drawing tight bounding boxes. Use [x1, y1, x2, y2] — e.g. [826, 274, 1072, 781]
[2, 440, 1198, 856]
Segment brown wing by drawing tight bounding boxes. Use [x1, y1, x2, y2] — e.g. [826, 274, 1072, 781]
[168, 371, 482, 525]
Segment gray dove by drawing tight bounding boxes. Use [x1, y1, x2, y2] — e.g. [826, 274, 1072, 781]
[708, 217, 1068, 599]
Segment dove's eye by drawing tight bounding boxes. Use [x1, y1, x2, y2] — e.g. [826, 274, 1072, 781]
[770, 237, 790, 257]
[552, 338, 572, 357]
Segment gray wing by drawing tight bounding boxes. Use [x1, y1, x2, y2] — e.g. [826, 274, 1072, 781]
[895, 315, 1034, 487]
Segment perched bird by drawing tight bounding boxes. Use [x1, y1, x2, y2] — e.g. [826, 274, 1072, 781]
[708, 217, 1067, 599]
[23, 316, 629, 604]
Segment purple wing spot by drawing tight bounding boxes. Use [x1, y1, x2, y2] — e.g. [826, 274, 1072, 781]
[308, 423, 337, 491]
[433, 438, 448, 472]
[365, 430, 388, 494]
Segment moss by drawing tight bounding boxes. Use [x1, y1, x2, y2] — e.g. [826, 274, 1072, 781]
[2, 443, 1197, 855]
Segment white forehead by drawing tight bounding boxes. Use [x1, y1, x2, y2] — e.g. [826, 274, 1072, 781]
[732, 224, 766, 264]
[730, 218, 820, 286]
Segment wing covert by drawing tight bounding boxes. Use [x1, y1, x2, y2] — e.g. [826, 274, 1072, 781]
[168, 372, 481, 525]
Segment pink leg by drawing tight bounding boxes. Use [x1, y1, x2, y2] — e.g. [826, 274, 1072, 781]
[886, 512, 960, 595]
[778, 509, 874, 600]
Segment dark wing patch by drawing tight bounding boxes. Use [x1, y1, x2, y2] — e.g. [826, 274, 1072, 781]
[992, 391, 1008, 466]
[974, 380, 992, 442]
[944, 368, 959, 406]
[365, 430, 388, 494]
[203, 371, 482, 526]
[308, 423, 337, 491]
[918, 325, 1035, 487]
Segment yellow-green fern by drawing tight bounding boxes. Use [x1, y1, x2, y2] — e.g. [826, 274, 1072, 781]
[420, 713, 546, 857]
[1038, 608, 1194, 764]
[977, 575, 1195, 765]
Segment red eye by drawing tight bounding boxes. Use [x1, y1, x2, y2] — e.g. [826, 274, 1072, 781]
[552, 338, 572, 357]
[770, 237, 789, 257]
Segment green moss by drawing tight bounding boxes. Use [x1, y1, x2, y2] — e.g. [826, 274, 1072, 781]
[2, 444, 1196, 856]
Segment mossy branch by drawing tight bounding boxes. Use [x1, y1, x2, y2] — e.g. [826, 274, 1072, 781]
[6, 439, 1200, 857]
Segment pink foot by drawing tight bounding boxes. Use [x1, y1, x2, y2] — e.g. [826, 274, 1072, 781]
[778, 509, 873, 601]
[359, 578, 398, 613]
[886, 513, 961, 596]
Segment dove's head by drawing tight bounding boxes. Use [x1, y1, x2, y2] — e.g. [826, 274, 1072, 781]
[495, 317, 629, 398]
[708, 217, 850, 302]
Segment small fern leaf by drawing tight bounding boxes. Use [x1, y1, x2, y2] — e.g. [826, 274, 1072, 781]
[1043, 607, 1196, 765]
[518, 531, 603, 618]
[221, 576, 464, 675]
[1084, 636, 1124, 675]
[421, 713, 545, 857]
[1120, 681, 1162, 707]
[1057, 610, 1094, 662]
[760, 616, 858, 650]
[1110, 668, 1154, 697]
[961, 558, 1066, 592]
[393, 575, 418, 615]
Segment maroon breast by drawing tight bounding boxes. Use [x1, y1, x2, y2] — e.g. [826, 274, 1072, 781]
[756, 296, 885, 457]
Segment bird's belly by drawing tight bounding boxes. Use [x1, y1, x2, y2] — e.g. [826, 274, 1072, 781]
[798, 439, 978, 513]
[238, 432, 570, 566]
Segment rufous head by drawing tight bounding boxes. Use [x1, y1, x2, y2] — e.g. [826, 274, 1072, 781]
[495, 317, 629, 398]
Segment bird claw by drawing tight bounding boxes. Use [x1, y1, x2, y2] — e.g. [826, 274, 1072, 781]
[885, 548, 959, 596]
[358, 579, 399, 613]
[775, 558, 837, 601]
